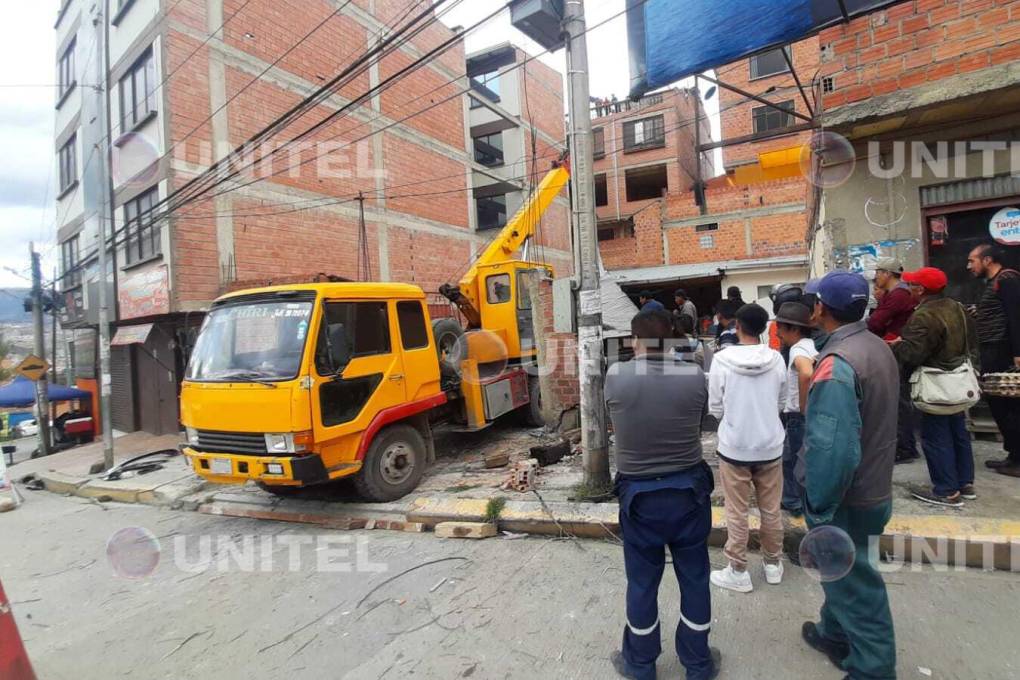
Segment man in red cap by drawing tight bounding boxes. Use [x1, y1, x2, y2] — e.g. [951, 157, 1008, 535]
[893, 267, 980, 507]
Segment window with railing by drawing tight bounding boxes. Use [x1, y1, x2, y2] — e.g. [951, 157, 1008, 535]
[473, 132, 504, 167]
[623, 115, 665, 152]
[469, 70, 501, 108]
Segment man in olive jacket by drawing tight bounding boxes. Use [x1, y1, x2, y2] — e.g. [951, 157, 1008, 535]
[893, 267, 980, 508]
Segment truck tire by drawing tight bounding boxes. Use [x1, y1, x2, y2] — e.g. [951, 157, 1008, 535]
[432, 317, 465, 377]
[354, 424, 428, 502]
[520, 375, 545, 427]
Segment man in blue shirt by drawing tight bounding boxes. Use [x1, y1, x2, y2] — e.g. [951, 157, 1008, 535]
[638, 290, 665, 312]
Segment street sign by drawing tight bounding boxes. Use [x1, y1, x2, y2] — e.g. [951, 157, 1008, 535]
[15, 355, 49, 382]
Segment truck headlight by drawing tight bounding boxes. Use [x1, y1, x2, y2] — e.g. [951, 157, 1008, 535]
[264, 432, 313, 454]
[186, 427, 200, 446]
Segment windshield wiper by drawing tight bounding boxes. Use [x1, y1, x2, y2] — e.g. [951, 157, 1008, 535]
[218, 371, 279, 388]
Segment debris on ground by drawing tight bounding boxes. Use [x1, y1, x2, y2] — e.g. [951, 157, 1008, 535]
[501, 531, 528, 540]
[434, 522, 498, 539]
[503, 458, 540, 492]
[101, 449, 179, 481]
[19, 474, 44, 491]
[530, 440, 570, 467]
[483, 452, 510, 469]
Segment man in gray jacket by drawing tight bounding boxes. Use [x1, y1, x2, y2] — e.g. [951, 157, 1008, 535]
[606, 310, 720, 680]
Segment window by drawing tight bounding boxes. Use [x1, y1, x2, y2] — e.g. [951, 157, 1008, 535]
[120, 49, 156, 132]
[58, 135, 77, 195]
[695, 223, 718, 232]
[473, 132, 504, 167]
[594, 174, 608, 207]
[397, 301, 429, 350]
[699, 235, 715, 249]
[516, 271, 533, 311]
[486, 274, 512, 304]
[749, 46, 791, 80]
[822, 76, 836, 94]
[624, 164, 668, 202]
[58, 38, 76, 101]
[469, 70, 500, 107]
[123, 187, 160, 264]
[476, 194, 507, 230]
[623, 115, 665, 152]
[598, 228, 615, 242]
[593, 127, 605, 159]
[61, 235, 81, 289]
[314, 301, 390, 375]
[752, 100, 795, 134]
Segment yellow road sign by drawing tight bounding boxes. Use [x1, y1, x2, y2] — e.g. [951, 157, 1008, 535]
[16, 355, 49, 382]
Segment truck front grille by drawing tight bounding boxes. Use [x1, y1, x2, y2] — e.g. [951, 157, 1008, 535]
[194, 430, 267, 455]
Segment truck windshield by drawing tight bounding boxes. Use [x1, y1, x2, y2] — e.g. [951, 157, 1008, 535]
[186, 301, 313, 381]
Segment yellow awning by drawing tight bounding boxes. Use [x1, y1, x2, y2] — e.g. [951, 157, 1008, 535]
[730, 145, 807, 185]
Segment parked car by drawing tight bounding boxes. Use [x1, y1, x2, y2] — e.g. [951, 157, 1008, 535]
[14, 419, 39, 438]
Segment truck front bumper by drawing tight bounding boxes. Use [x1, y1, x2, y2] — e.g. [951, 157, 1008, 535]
[182, 446, 332, 487]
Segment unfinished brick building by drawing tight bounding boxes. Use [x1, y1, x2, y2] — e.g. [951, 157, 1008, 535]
[55, 0, 569, 434]
[599, 39, 818, 321]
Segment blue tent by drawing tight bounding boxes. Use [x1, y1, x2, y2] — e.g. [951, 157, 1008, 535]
[0, 376, 92, 409]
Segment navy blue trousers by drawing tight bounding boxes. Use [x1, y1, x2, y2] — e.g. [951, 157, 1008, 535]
[618, 478, 714, 680]
[920, 411, 974, 497]
[782, 411, 806, 512]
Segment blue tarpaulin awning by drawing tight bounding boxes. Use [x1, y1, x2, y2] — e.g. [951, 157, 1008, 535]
[0, 376, 92, 409]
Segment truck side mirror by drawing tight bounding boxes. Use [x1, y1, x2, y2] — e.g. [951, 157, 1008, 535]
[328, 324, 351, 376]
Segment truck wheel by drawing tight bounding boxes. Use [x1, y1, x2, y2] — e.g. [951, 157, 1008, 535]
[432, 317, 465, 376]
[355, 424, 427, 502]
[520, 375, 545, 427]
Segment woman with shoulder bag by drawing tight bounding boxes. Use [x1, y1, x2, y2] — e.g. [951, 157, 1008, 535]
[892, 267, 981, 508]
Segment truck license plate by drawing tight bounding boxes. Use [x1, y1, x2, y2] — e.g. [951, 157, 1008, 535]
[210, 458, 232, 475]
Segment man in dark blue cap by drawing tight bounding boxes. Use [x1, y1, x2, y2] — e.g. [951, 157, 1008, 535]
[800, 271, 898, 680]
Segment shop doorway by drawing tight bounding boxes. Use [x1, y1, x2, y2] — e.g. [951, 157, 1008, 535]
[926, 202, 1020, 304]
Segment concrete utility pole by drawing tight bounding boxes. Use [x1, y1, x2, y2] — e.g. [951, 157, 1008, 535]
[29, 245, 52, 457]
[563, 0, 610, 488]
[93, 0, 115, 470]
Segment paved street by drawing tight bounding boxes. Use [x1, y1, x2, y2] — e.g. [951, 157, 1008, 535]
[3, 491, 1018, 679]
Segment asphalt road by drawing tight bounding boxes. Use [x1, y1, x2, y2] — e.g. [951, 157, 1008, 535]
[3, 491, 1017, 679]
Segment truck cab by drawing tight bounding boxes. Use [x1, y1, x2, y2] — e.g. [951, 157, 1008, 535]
[181, 283, 445, 501]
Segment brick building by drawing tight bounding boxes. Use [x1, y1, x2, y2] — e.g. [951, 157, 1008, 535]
[590, 88, 713, 255]
[53, 0, 569, 435]
[599, 41, 818, 320]
[812, 0, 1020, 302]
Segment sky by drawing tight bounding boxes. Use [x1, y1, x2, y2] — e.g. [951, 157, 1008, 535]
[0, 2, 60, 288]
[0, 0, 721, 288]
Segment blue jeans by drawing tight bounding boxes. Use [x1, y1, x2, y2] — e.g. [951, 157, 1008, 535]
[920, 412, 975, 497]
[781, 412, 805, 511]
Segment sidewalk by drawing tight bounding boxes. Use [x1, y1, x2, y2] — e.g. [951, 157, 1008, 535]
[11, 425, 1020, 570]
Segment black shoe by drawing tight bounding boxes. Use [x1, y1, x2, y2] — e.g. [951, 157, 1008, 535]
[985, 457, 1015, 469]
[610, 651, 638, 679]
[802, 621, 850, 668]
[706, 647, 722, 680]
[994, 464, 1020, 478]
[910, 487, 964, 508]
[894, 453, 917, 465]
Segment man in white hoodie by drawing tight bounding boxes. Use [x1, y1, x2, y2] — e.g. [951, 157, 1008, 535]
[708, 303, 787, 592]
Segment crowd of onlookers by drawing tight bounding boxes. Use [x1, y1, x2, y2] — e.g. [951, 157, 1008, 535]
[605, 244, 1017, 680]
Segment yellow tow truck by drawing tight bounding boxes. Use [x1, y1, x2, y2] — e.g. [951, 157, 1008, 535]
[180, 158, 570, 501]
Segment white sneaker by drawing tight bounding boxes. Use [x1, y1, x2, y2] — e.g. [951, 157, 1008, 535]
[710, 565, 753, 593]
[763, 561, 784, 585]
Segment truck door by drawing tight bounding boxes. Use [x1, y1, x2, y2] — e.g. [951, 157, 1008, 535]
[515, 268, 541, 356]
[309, 300, 406, 470]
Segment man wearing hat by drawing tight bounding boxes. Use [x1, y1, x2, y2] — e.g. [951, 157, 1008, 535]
[893, 267, 980, 507]
[773, 302, 817, 516]
[674, 289, 698, 331]
[638, 291, 665, 313]
[801, 271, 898, 680]
[868, 257, 920, 465]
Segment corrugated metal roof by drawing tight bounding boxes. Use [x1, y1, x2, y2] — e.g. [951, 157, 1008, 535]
[609, 255, 808, 285]
[921, 176, 1020, 208]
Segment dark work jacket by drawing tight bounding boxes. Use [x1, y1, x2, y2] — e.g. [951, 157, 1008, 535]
[893, 294, 980, 373]
[814, 321, 898, 508]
